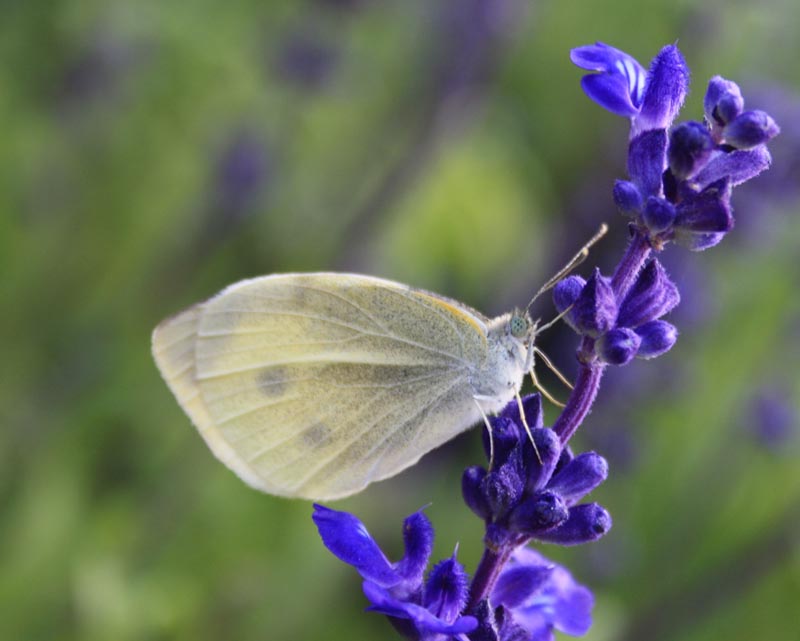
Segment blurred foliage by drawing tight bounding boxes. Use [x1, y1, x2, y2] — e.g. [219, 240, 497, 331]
[1, 1, 799, 640]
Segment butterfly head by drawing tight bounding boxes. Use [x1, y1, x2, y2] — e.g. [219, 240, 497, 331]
[508, 308, 539, 343]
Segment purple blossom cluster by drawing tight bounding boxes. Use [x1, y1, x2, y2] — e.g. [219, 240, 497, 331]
[312, 41, 780, 640]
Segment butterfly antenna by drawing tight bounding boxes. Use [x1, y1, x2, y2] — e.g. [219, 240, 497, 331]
[534, 302, 574, 336]
[516, 390, 543, 464]
[525, 223, 608, 316]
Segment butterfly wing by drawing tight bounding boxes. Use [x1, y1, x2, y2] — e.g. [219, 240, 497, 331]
[152, 273, 490, 500]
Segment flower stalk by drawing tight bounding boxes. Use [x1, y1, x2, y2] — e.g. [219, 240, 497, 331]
[312, 40, 779, 641]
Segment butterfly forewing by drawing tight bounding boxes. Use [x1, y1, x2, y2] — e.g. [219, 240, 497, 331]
[152, 273, 490, 499]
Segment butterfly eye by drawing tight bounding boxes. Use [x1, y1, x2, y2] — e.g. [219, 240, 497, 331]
[510, 315, 528, 338]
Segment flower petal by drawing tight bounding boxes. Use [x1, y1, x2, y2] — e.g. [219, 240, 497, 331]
[642, 196, 677, 233]
[613, 180, 643, 215]
[534, 503, 612, 545]
[668, 121, 714, 180]
[553, 276, 587, 334]
[581, 73, 642, 118]
[597, 327, 641, 365]
[693, 146, 772, 189]
[396, 511, 435, 585]
[496, 548, 594, 639]
[313, 504, 402, 587]
[635, 320, 678, 359]
[704, 76, 745, 126]
[482, 415, 522, 465]
[547, 452, 609, 504]
[724, 110, 780, 149]
[508, 491, 570, 536]
[617, 258, 680, 328]
[570, 42, 646, 115]
[633, 44, 689, 135]
[462, 465, 491, 519]
[423, 553, 470, 624]
[569, 268, 617, 338]
[525, 428, 562, 493]
[493, 564, 554, 609]
[628, 128, 668, 197]
[545, 566, 594, 636]
[363, 581, 479, 635]
[482, 446, 526, 516]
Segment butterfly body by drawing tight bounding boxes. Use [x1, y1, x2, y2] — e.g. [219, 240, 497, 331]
[152, 273, 533, 500]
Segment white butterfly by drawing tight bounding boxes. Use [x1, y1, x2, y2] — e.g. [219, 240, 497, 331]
[151, 226, 605, 501]
[152, 272, 537, 500]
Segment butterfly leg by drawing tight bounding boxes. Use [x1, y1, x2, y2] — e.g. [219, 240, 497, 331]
[473, 399, 496, 470]
[529, 369, 566, 408]
[516, 391, 543, 464]
[533, 347, 574, 390]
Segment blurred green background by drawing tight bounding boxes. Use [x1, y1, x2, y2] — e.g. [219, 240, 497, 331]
[2, 1, 799, 640]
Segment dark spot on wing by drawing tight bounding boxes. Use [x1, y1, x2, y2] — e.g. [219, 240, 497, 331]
[256, 366, 288, 396]
[303, 423, 332, 448]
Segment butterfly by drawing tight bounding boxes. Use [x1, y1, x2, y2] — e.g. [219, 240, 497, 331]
[151, 228, 606, 501]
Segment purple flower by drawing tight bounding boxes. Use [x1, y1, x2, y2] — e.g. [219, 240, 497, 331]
[705, 76, 745, 127]
[273, 31, 338, 90]
[573, 45, 779, 253]
[570, 42, 647, 118]
[553, 259, 679, 363]
[462, 395, 611, 549]
[312, 505, 478, 639]
[491, 548, 594, 641]
[212, 132, 270, 220]
[571, 44, 688, 200]
[747, 389, 798, 452]
[570, 43, 689, 136]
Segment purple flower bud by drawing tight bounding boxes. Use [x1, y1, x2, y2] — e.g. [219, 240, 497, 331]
[668, 121, 714, 179]
[509, 491, 569, 536]
[642, 196, 677, 233]
[525, 428, 562, 493]
[535, 503, 612, 546]
[674, 179, 734, 249]
[481, 416, 521, 465]
[704, 76, 745, 126]
[634, 320, 678, 359]
[424, 554, 470, 626]
[569, 269, 617, 338]
[547, 452, 609, 504]
[597, 327, 641, 365]
[724, 110, 781, 149]
[553, 275, 587, 317]
[633, 45, 690, 136]
[748, 389, 798, 451]
[613, 179, 643, 215]
[274, 32, 338, 90]
[501, 393, 544, 431]
[628, 129, 668, 197]
[617, 258, 680, 327]
[570, 42, 646, 117]
[462, 466, 491, 519]
[694, 146, 773, 189]
[481, 450, 525, 515]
